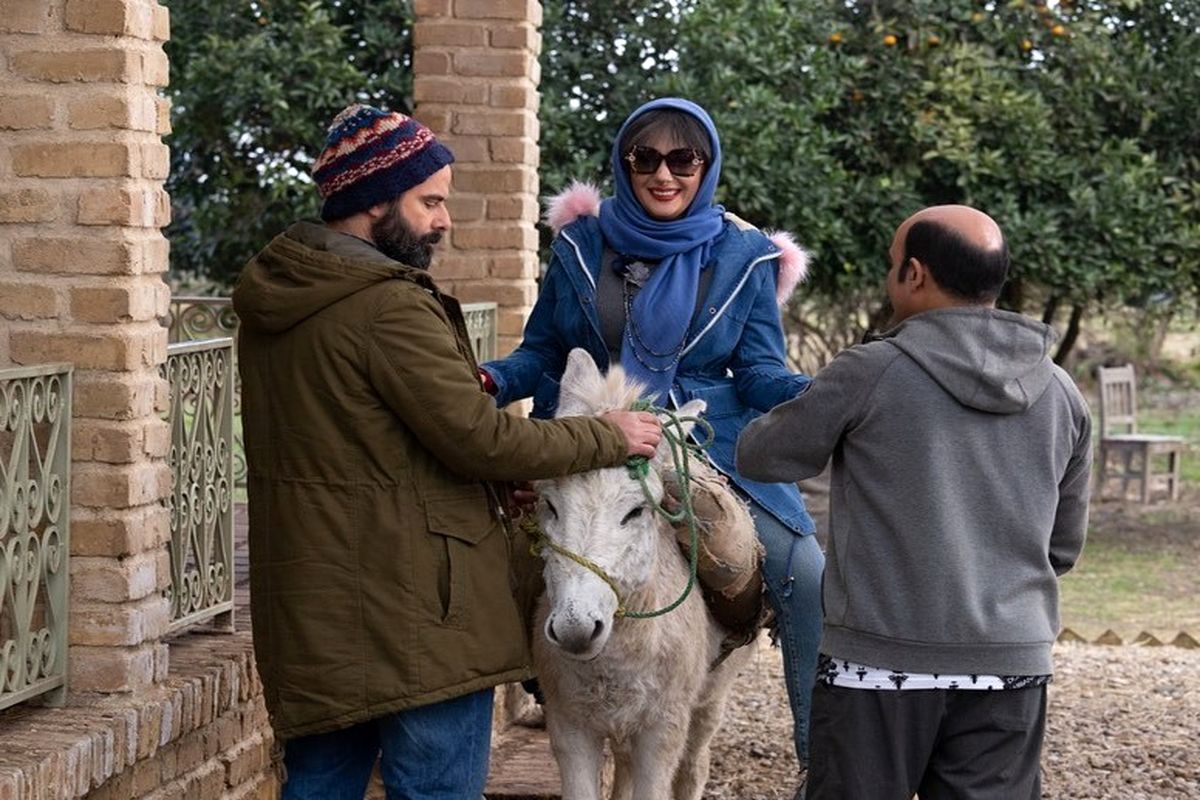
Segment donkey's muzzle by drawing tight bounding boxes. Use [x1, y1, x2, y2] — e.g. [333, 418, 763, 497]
[545, 615, 607, 657]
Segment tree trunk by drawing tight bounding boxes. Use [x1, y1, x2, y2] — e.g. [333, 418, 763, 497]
[1053, 304, 1085, 365]
[998, 276, 1025, 314]
[1146, 310, 1174, 367]
[1041, 294, 1061, 326]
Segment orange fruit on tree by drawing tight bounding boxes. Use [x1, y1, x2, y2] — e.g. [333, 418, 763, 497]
[1051, 24, 1066, 36]
[829, 32, 843, 45]
[883, 34, 898, 47]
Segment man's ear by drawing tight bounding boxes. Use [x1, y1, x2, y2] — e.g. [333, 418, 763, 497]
[905, 257, 928, 290]
[365, 201, 390, 220]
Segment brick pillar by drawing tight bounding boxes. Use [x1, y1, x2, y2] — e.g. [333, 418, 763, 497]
[412, 0, 543, 357]
[0, 0, 174, 694]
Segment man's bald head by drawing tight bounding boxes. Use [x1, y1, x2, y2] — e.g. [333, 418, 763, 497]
[894, 205, 1009, 303]
[901, 205, 1004, 252]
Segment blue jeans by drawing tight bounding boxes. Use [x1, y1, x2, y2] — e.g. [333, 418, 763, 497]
[282, 689, 494, 800]
[750, 501, 824, 766]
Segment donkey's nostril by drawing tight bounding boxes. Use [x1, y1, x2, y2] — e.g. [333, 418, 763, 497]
[590, 619, 605, 641]
[547, 620, 560, 643]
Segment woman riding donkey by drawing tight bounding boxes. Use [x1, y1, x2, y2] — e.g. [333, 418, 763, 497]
[480, 97, 824, 780]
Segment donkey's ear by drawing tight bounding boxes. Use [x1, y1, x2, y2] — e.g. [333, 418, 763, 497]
[561, 348, 601, 388]
[556, 348, 604, 417]
[653, 398, 707, 467]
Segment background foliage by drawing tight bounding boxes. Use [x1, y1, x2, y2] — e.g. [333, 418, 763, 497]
[164, 0, 414, 288]
[166, 0, 1199, 366]
[661, 0, 1200, 366]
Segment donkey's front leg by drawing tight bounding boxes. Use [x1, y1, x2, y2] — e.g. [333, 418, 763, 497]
[547, 711, 606, 800]
[628, 713, 691, 799]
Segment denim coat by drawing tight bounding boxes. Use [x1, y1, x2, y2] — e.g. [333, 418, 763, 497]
[483, 213, 816, 535]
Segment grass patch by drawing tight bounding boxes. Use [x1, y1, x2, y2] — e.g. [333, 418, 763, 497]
[1059, 536, 1200, 638]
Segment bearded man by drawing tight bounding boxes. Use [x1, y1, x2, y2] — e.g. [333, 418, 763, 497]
[232, 104, 662, 800]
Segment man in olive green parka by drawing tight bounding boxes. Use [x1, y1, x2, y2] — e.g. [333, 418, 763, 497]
[233, 104, 661, 800]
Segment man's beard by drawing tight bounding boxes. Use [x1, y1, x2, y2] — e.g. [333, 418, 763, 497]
[371, 201, 442, 270]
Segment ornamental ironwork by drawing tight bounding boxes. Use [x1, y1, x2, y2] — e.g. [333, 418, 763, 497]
[462, 302, 498, 363]
[167, 296, 239, 344]
[0, 364, 71, 711]
[162, 339, 235, 632]
[169, 297, 247, 489]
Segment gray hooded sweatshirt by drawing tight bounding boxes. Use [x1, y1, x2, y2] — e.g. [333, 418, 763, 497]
[737, 307, 1091, 675]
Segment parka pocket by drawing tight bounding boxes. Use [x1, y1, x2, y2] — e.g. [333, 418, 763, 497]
[422, 488, 495, 629]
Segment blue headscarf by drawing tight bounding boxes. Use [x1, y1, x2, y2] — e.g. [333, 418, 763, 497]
[597, 98, 725, 403]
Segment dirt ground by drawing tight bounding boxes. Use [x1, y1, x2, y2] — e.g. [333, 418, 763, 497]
[705, 641, 1200, 799]
[701, 472, 1200, 799]
[488, 400, 1200, 799]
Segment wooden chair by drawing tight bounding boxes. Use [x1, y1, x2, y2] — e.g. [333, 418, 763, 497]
[1095, 365, 1185, 503]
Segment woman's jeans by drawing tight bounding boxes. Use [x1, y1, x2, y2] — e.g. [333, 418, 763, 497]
[281, 688, 494, 800]
[749, 500, 824, 766]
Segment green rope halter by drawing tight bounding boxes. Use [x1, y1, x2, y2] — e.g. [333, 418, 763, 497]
[526, 401, 714, 619]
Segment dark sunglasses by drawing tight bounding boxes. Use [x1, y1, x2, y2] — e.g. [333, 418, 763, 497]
[624, 145, 706, 177]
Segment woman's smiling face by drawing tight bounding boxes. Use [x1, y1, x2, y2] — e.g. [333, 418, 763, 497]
[628, 130, 706, 221]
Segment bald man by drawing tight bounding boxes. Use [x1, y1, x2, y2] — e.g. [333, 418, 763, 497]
[736, 206, 1092, 800]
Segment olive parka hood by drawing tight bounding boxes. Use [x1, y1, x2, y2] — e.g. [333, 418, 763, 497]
[233, 221, 628, 739]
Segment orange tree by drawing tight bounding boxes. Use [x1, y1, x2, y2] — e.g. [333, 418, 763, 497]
[660, 0, 1200, 364]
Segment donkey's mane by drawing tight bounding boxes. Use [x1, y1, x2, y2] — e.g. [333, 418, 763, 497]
[555, 361, 648, 418]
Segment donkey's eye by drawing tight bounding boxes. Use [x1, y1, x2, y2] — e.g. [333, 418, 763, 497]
[544, 499, 558, 518]
[620, 506, 645, 525]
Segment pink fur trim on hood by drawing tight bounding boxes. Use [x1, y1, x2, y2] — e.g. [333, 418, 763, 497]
[544, 181, 602, 234]
[542, 182, 809, 305]
[764, 229, 809, 306]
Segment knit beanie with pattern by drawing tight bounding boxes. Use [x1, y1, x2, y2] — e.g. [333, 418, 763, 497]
[312, 104, 454, 222]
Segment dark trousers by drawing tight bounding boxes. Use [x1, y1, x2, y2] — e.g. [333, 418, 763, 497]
[806, 683, 1046, 800]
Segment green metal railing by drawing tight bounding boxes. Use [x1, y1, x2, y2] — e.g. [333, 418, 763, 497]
[0, 364, 71, 711]
[462, 302, 498, 363]
[168, 296, 498, 355]
[162, 339, 235, 632]
[169, 297, 245, 488]
[167, 296, 238, 343]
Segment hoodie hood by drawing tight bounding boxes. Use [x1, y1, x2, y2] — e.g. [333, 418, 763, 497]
[880, 307, 1058, 414]
[233, 221, 431, 334]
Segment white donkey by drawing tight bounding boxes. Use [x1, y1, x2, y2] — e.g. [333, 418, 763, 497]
[532, 348, 754, 800]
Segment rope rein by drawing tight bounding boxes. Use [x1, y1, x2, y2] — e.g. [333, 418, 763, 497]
[525, 401, 715, 619]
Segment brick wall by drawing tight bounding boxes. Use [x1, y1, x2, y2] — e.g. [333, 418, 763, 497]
[412, 0, 543, 356]
[0, 631, 278, 799]
[1, 4, 278, 798]
[0, 0, 175, 694]
[2, 0, 548, 795]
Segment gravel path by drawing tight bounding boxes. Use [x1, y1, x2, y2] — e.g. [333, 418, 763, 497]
[704, 641, 1200, 799]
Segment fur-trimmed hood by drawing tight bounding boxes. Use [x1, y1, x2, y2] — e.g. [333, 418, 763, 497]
[544, 181, 810, 305]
